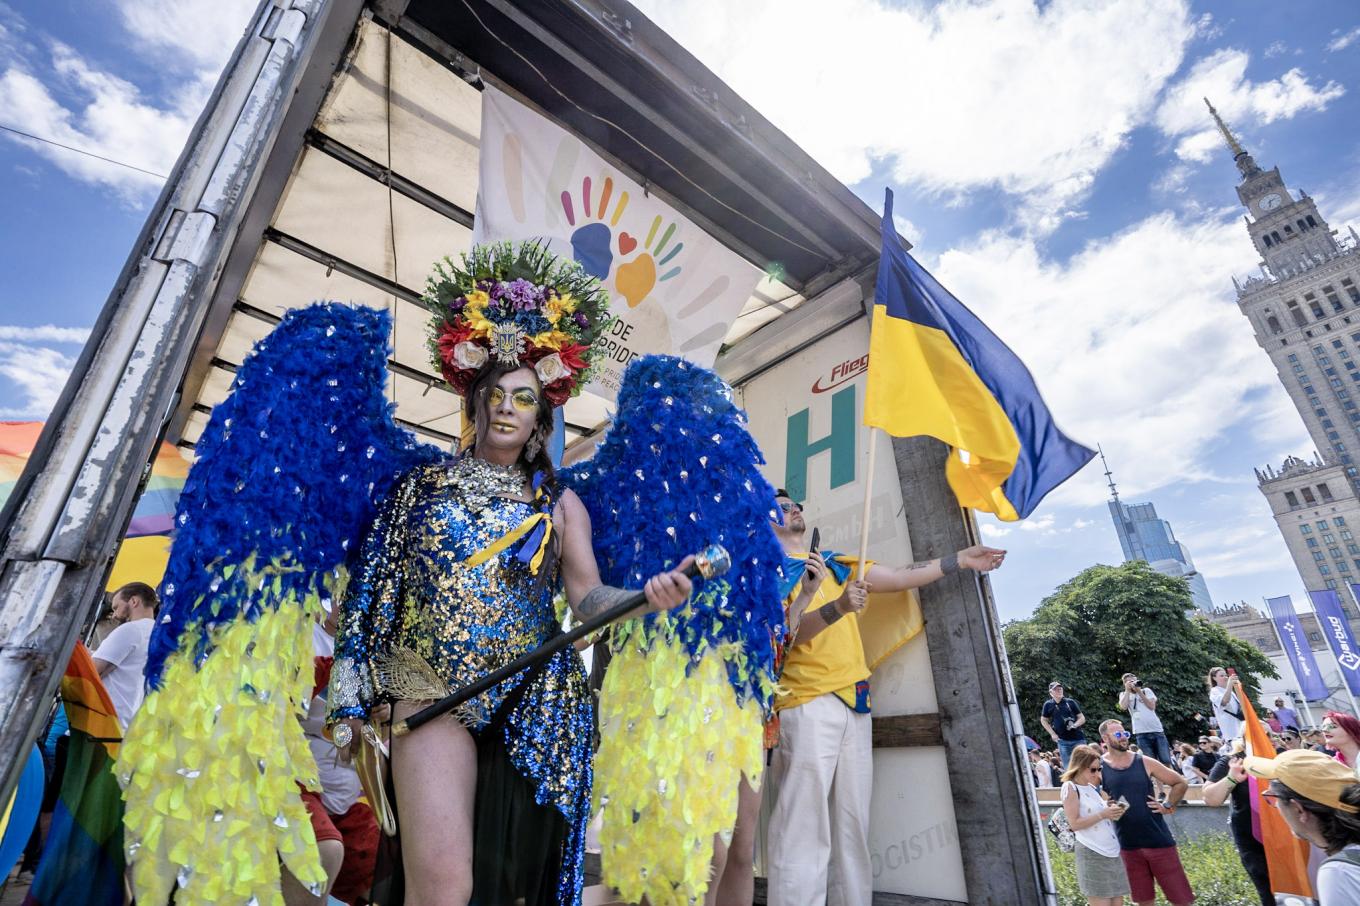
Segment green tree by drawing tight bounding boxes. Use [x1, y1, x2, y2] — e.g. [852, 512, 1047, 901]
[1003, 561, 1277, 747]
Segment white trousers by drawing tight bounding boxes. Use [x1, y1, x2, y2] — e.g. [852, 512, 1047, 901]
[766, 693, 873, 906]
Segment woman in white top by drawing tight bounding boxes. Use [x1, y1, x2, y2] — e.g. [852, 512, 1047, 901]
[1177, 743, 1202, 785]
[1060, 744, 1129, 906]
[1245, 749, 1360, 906]
[1207, 666, 1245, 740]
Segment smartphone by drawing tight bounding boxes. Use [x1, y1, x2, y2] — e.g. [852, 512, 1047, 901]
[809, 527, 820, 555]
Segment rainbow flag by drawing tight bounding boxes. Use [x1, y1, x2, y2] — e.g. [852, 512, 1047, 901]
[24, 644, 124, 906]
[0, 421, 188, 588]
[1239, 686, 1313, 898]
[863, 191, 1094, 520]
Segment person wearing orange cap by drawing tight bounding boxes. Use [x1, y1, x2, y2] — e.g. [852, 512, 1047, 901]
[1245, 749, 1360, 904]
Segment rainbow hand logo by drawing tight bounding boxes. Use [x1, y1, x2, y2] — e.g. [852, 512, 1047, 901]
[561, 176, 628, 280]
[558, 177, 684, 308]
[615, 215, 683, 308]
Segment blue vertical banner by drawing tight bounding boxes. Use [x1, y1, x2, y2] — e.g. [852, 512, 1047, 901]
[1265, 595, 1330, 701]
[1317, 589, 1360, 696]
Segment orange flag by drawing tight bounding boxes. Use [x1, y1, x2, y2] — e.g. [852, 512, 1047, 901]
[1238, 684, 1312, 897]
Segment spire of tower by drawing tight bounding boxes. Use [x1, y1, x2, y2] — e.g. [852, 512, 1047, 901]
[1203, 97, 1260, 179]
[1099, 444, 1119, 503]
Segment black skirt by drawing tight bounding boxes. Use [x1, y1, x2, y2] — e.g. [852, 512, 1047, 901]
[368, 678, 569, 906]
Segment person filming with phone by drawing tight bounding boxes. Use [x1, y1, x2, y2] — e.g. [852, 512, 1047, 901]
[1207, 666, 1246, 741]
[762, 489, 1005, 906]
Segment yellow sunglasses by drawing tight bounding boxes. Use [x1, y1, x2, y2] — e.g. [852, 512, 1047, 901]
[487, 386, 540, 412]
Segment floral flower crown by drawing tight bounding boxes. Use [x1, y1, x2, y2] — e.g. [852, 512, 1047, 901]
[424, 240, 612, 407]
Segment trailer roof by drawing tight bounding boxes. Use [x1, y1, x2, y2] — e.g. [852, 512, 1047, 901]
[171, 1, 893, 454]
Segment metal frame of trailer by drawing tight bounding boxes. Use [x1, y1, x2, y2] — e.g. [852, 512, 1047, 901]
[0, 2, 1055, 902]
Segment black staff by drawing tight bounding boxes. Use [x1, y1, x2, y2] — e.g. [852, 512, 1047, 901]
[392, 543, 732, 737]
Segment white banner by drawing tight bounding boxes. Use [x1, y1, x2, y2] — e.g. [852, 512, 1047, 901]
[474, 85, 761, 398]
[739, 319, 968, 901]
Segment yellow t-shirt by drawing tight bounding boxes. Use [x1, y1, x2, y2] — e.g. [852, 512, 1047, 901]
[776, 558, 869, 712]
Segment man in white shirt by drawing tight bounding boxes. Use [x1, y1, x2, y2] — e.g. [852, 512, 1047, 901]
[93, 582, 158, 729]
[1118, 672, 1172, 768]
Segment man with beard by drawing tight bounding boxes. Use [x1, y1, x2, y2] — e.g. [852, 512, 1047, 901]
[1099, 719, 1193, 906]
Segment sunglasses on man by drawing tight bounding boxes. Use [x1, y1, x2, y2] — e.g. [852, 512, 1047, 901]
[778, 501, 803, 513]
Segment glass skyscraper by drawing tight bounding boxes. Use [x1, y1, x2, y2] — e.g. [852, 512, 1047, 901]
[1108, 498, 1215, 612]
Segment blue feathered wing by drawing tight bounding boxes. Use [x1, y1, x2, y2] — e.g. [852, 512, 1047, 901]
[117, 303, 443, 906]
[561, 354, 785, 905]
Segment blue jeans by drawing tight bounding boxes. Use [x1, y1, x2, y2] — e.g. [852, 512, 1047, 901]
[1136, 731, 1173, 767]
[1057, 738, 1084, 768]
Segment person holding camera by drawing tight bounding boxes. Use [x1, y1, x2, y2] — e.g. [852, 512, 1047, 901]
[1118, 673, 1172, 768]
[1060, 745, 1129, 906]
[1202, 740, 1272, 906]
[1042, 682, 1087, 768]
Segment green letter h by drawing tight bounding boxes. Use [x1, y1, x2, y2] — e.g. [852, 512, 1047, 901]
[785, 386, 856, 501]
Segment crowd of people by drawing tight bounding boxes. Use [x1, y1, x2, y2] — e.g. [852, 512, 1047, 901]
[1034, 668, 1360, 906]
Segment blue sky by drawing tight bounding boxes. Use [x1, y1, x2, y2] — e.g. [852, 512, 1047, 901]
[2, 1, 1359, 621]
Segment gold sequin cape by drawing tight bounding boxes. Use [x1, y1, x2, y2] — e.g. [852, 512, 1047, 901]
[327, 461, 593, 904]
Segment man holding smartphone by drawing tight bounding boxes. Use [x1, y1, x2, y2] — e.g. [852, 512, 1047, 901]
[763, 489, 1006, 906]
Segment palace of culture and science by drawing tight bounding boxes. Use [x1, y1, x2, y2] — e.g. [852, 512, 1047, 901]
[1200, 99, 1360, 712]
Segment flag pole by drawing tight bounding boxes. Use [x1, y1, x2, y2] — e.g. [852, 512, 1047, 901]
[1264, 601, 1318, 725]
[856, 427, 878, 580]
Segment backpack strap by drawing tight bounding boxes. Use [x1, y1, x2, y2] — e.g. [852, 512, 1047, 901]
[1323, 846, 1360, 868]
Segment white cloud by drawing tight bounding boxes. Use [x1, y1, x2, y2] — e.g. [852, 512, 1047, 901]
[1179, 514, 1296, 579]
[0, 341, 75, 419]
[0, 325, 90, 343]
[632, 0, 1196, 232]
[1264, 41, 1289, 59]
[1327, 27, 1360, 53]
[112, 0, 256, 71]
[980, 521, 1013, 539]
[927, 199, 1335, 510]
[1157, 49, 1345, 163]
[893, 213, 923, 245]
[1020, 514, 1057, 532]
[1193, 12, 1224, 42]
[0, 1, 254, 200]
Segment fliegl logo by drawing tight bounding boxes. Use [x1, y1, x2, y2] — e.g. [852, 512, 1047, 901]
[811, 354, 869, 393]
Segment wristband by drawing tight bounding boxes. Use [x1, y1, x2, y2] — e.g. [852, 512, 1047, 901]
[1225, 777, 1238, 787]
[941, 552, 959, 575]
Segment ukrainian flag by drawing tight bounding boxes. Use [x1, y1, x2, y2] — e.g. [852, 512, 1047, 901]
[864, 189, 1094, 521]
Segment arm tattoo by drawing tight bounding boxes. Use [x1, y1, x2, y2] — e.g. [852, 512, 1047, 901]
[577, 584, 633, 619]
[818, 602, 843, 625]
[940, 552, 960, 575]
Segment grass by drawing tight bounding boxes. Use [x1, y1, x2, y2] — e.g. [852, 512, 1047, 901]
[1045, 832, 1262, 906]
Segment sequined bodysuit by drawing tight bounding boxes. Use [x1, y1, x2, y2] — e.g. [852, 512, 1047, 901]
[329, 461, 593, 903]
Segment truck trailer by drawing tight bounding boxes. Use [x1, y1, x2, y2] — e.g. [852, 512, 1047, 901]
[0, 2, 1056, 902]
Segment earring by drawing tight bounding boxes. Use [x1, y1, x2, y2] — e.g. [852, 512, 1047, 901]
[525, 427, 543, 460]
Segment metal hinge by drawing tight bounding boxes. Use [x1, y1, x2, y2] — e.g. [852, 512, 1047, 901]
[151, 210, 218, 268]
